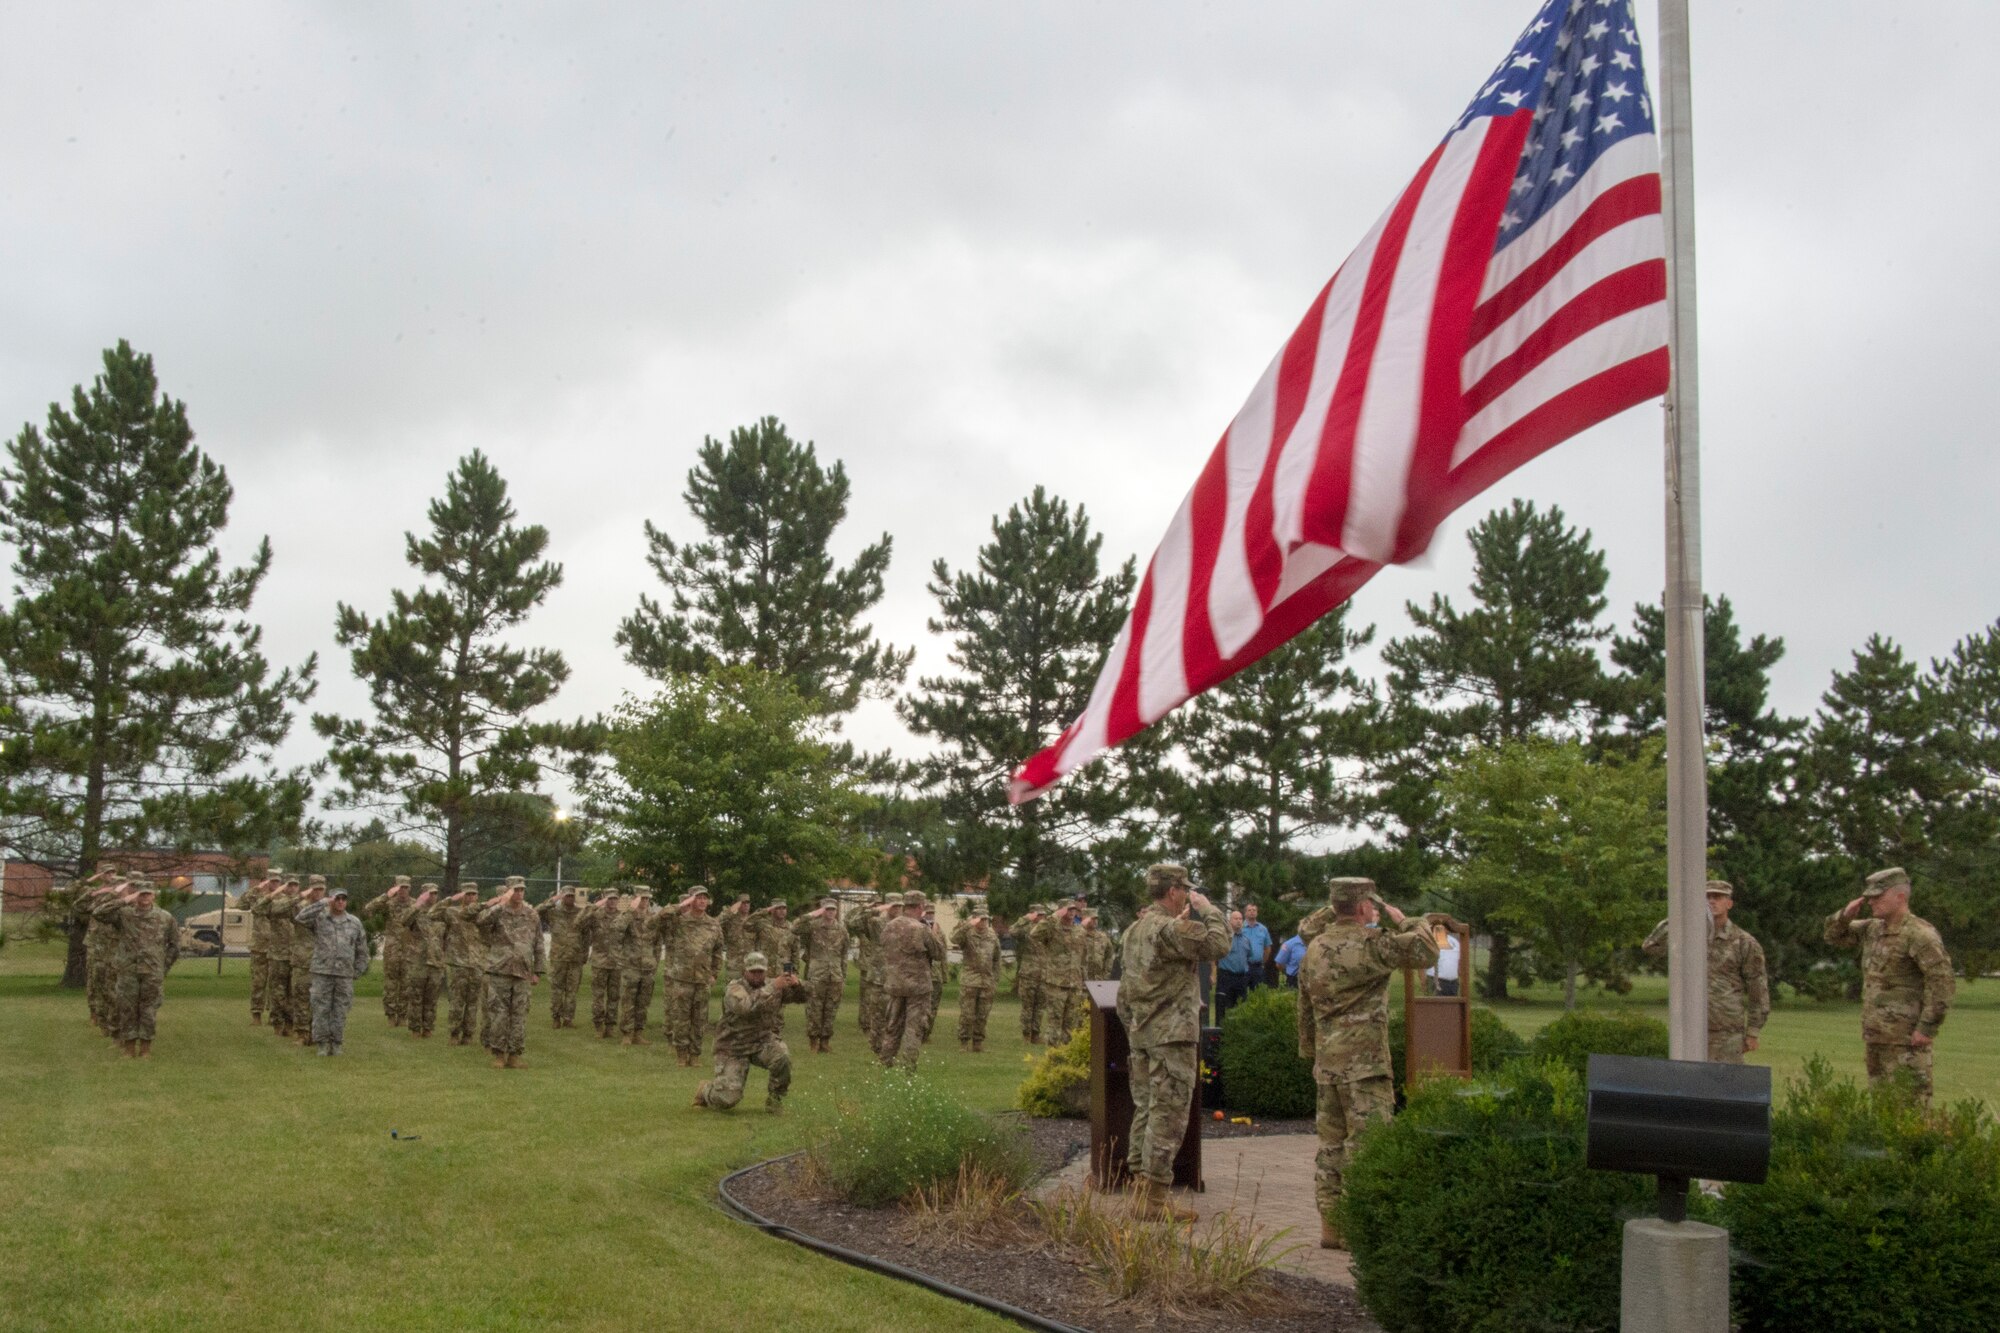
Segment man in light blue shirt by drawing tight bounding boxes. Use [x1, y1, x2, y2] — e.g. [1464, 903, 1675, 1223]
[1240, 904, 1274, 988]
[1275, 933, 1306, 988]
[1216, 910, 1252, 1020]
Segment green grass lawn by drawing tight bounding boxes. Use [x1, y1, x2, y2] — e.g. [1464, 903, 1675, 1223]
[0, 932, 1035, 1333]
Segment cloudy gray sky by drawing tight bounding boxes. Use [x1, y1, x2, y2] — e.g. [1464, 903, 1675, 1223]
[4, 1, 1993, 811]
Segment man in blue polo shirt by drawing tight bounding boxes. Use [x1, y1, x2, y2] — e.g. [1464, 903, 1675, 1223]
[1275, 931, 1306, 988]
[1240, 903, 1274, 988]
[1216, 909, 1252, 1019]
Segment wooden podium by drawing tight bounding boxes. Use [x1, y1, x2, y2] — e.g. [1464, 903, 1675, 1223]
[1087, 980, 1203, 1191]
[1402, 916, 1474, 1088]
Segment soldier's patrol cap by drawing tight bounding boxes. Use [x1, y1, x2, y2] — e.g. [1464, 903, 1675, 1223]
[420, 882, 439, 893]
[308, 874, 328, 889]
[632, 884, 653, 899]
[284, 874, 301, 886]
[1863, 866, 1911, 897]
[458, 880, 479, 892]
[393, 875, 412, 888]
[818, 896, 836, 910]
[1703, 880, 1734, 897]
[902, 890, 927, 909]
[266, 867, 285, 880]
[743, 952, 769, 972]
[1328, 877, 1377, 908]
[130, 877, 156, 892]
[330, 887, 349, 900]
[1145, 863, 1192, 895]
[557, 884, 577, 897]
[505, 875, 527, 888]
[768, 897, 788, 909]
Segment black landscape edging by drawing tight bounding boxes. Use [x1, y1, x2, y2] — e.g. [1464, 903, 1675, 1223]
[715, 1153, 1091, 1333]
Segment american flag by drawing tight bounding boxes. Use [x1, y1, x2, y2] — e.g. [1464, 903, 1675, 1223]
[1011, 0, 1669, 802]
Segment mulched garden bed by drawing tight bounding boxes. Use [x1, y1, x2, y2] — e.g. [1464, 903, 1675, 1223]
[723, 1116, 1379, 1333]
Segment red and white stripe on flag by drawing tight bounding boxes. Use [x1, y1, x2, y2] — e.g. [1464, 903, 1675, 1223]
[1010, 0, 1670, 803]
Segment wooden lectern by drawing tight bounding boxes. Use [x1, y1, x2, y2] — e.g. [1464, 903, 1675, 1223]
[1086, 980, 1203, 1191]
[1402, 915, 1474, 1087]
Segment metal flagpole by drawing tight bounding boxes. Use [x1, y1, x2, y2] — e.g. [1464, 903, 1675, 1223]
[1658, 0, 1709, 1063]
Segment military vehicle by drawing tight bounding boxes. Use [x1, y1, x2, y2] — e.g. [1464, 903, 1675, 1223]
[180, 894, 254, 957]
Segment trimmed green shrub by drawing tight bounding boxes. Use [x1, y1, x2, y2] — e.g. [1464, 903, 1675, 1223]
[1219, 984, 1315, 1118]
[1016, 1027, 1091, 1118]
[1343, 1060, 1650, 1332]
[808, 1075, 1035, 1207]
[1387, 1004, 1530, 1097]
[1718, 1058, 2000, 1332]
[1526, 1007, 1667, 1078]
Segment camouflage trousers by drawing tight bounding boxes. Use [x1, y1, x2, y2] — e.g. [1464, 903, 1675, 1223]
[249, 949, 270, 1018]
[957, 986, 994, 1046]
[619, 967, 655, 1036]
[1041, 986, 1080, 1046]
[876, 991, 934, 1071]
[921, 977, 942, 1043]
[483, 974, 531, 1055]
[806, 972, 844, 1042]
[381, 945, 407, 1026]
[406, 965, 443, 1036]
[1866, 1042, 1934, 1106]
[1018, 978, 1045, 1040]
[1708, 1029, 1747, 1063]
[88, 952, 114, 1028]
[548, 953, 583, 1026]
[112, 969, 165, 1043]
[1127, 1042, 1197, 1186]
[268, 958, 294, 1032]
[590, 965, 621, 1032]
[698, 1036, 791, 1110]
[1314, 1073, 1395, 1219]
[446, 965, 481, 1043]
[290, 960, 313, 1038]
[857, 977, 886, 1040]
[661, 979, 711, 1057]
[309, 973, 356, 1051]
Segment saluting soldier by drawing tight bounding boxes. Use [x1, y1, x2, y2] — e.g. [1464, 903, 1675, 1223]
[439, 882, 485, 1046]
[91, 877, 181, 1057]
[1082, 913, 1115, 981]
[284, 876, 327, 1047]
[258, 874, 300, 1038]
[721, 895, 755, 976]
[951, 909, 1002, 1051]
[1824, 866, 1956, 1105]
[538, 884, 589, 1029]
[876, 891, 945, 1071]
[852, 898, 898, 1044]
[1117, 865, 1231, 1220]
[399, 884, 447, 1039]
[241, 870, 279, 1025]
[693, 951, 804, 1113]
[658, 888, 726, 1066]
[1016, 907, 1047, 1043]
[296, 887, 371, 1056]
[749, 900, 799, 975]
[612, 887, 659, 1045]
[793, 897, 850, 1054]
[79, 870, 126, 1034]
[582, 887, 624, 1037]
[1299, 878, 1440, 1249]
[369, 876, 414, 1027]
[1641, 879, 1770, 1062]
[477, 878, 546, 1069]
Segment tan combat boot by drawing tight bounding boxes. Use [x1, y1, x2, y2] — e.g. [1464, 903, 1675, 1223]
[137, 1041, 152, 1058]
[1132, 1178, 1197, 1224]
[506, 1053, 526, 1069]
[692, 1082, 710, 1108]
[491, 1055, 507, 1069]
[972, 1041, 984, 1053]
[122, 1039, 137, 1057]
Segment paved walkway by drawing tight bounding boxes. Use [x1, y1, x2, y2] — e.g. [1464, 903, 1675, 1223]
[1037, 1133, 1353, 1288]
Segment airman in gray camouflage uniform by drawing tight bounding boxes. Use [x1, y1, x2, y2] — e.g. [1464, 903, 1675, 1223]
[1641, 880, 1770, 1062]
[399, 884, 446, 1038]
[951, 910, 1002, 1051]
[1299, 878, 1440, 1248]
[537, 885, 589, 1028]
[792, 897, 850, 1054]
[1824, 866, 1956, 1105]
[1117, 865, 1231, 1220]
[876, 891, 946, 1070]
[693, 951, 805, 1112]
[657, 888, 726, 1065]
[478, 880, 547, 1069]
[296, 888, 372, 1055]
[439, 882, 484, 1045]
[91, 878, 181, 1057]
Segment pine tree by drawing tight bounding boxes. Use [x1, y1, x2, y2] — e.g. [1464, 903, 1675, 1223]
[899, 486, 1137, 915]
[1925, 621, 2000, 975]
[1377, 500, 1618, 998]
[313, 451, 597, 889]
[0, 341, 316, 986]
[1161, 606, 1379, 898]
[616, 417, 911, 715]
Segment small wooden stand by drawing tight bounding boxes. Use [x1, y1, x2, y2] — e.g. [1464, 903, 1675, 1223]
[1402, 916, 1474, 1088]
[1087, 980, 1203, 1191]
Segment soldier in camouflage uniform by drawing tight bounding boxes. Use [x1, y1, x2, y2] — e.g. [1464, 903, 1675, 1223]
[296, 888, 372, 1055]
[694, 951, 805, 1112]
[368, 876, 413, 1027]
[440, 882, 485, 1045]
[1016, 908, 1047, 1043]
[1032, 902, 1087, 1046]
[79, 872, 125, 1034]
[721, 896, 756, 977]
[91, 878, 181, 1057]
[610, 887, 659, 1044]
[656, 888, 726, 1066]
[1082, 914, 1115, 981]
[850, 899, 897, 1044]
[792, 897, 850, 1054]
[537, 884, 589, 1028]
[920, 911, 947, 1044]
[1117, 865, 1231, 1220]
[1299, 878, 1440, 1249]
[1824, 866, 1956, 1105]
[477, 879, 547, 1068]
[259, 875, 300, 1037]
[1641, 880, 1770, 1062]
[749, 900, 800, 976]
[286, 876, 326, 1046]
[399, 884, 447, 1038]
[875, 891, 946, 1071]
[242, 871, 279, 1025]
[951, 909, 1002, 1051]
[582, 887, 623, 1037]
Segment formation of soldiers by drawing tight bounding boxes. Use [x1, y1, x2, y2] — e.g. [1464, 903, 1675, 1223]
[1012, 898, 1116, 1047]
[75, 868, 181, 1057]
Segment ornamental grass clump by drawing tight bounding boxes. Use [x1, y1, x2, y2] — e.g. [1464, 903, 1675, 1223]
[1032, 1184, 1294, 1313]
[805, 1073, 1035, 1208]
